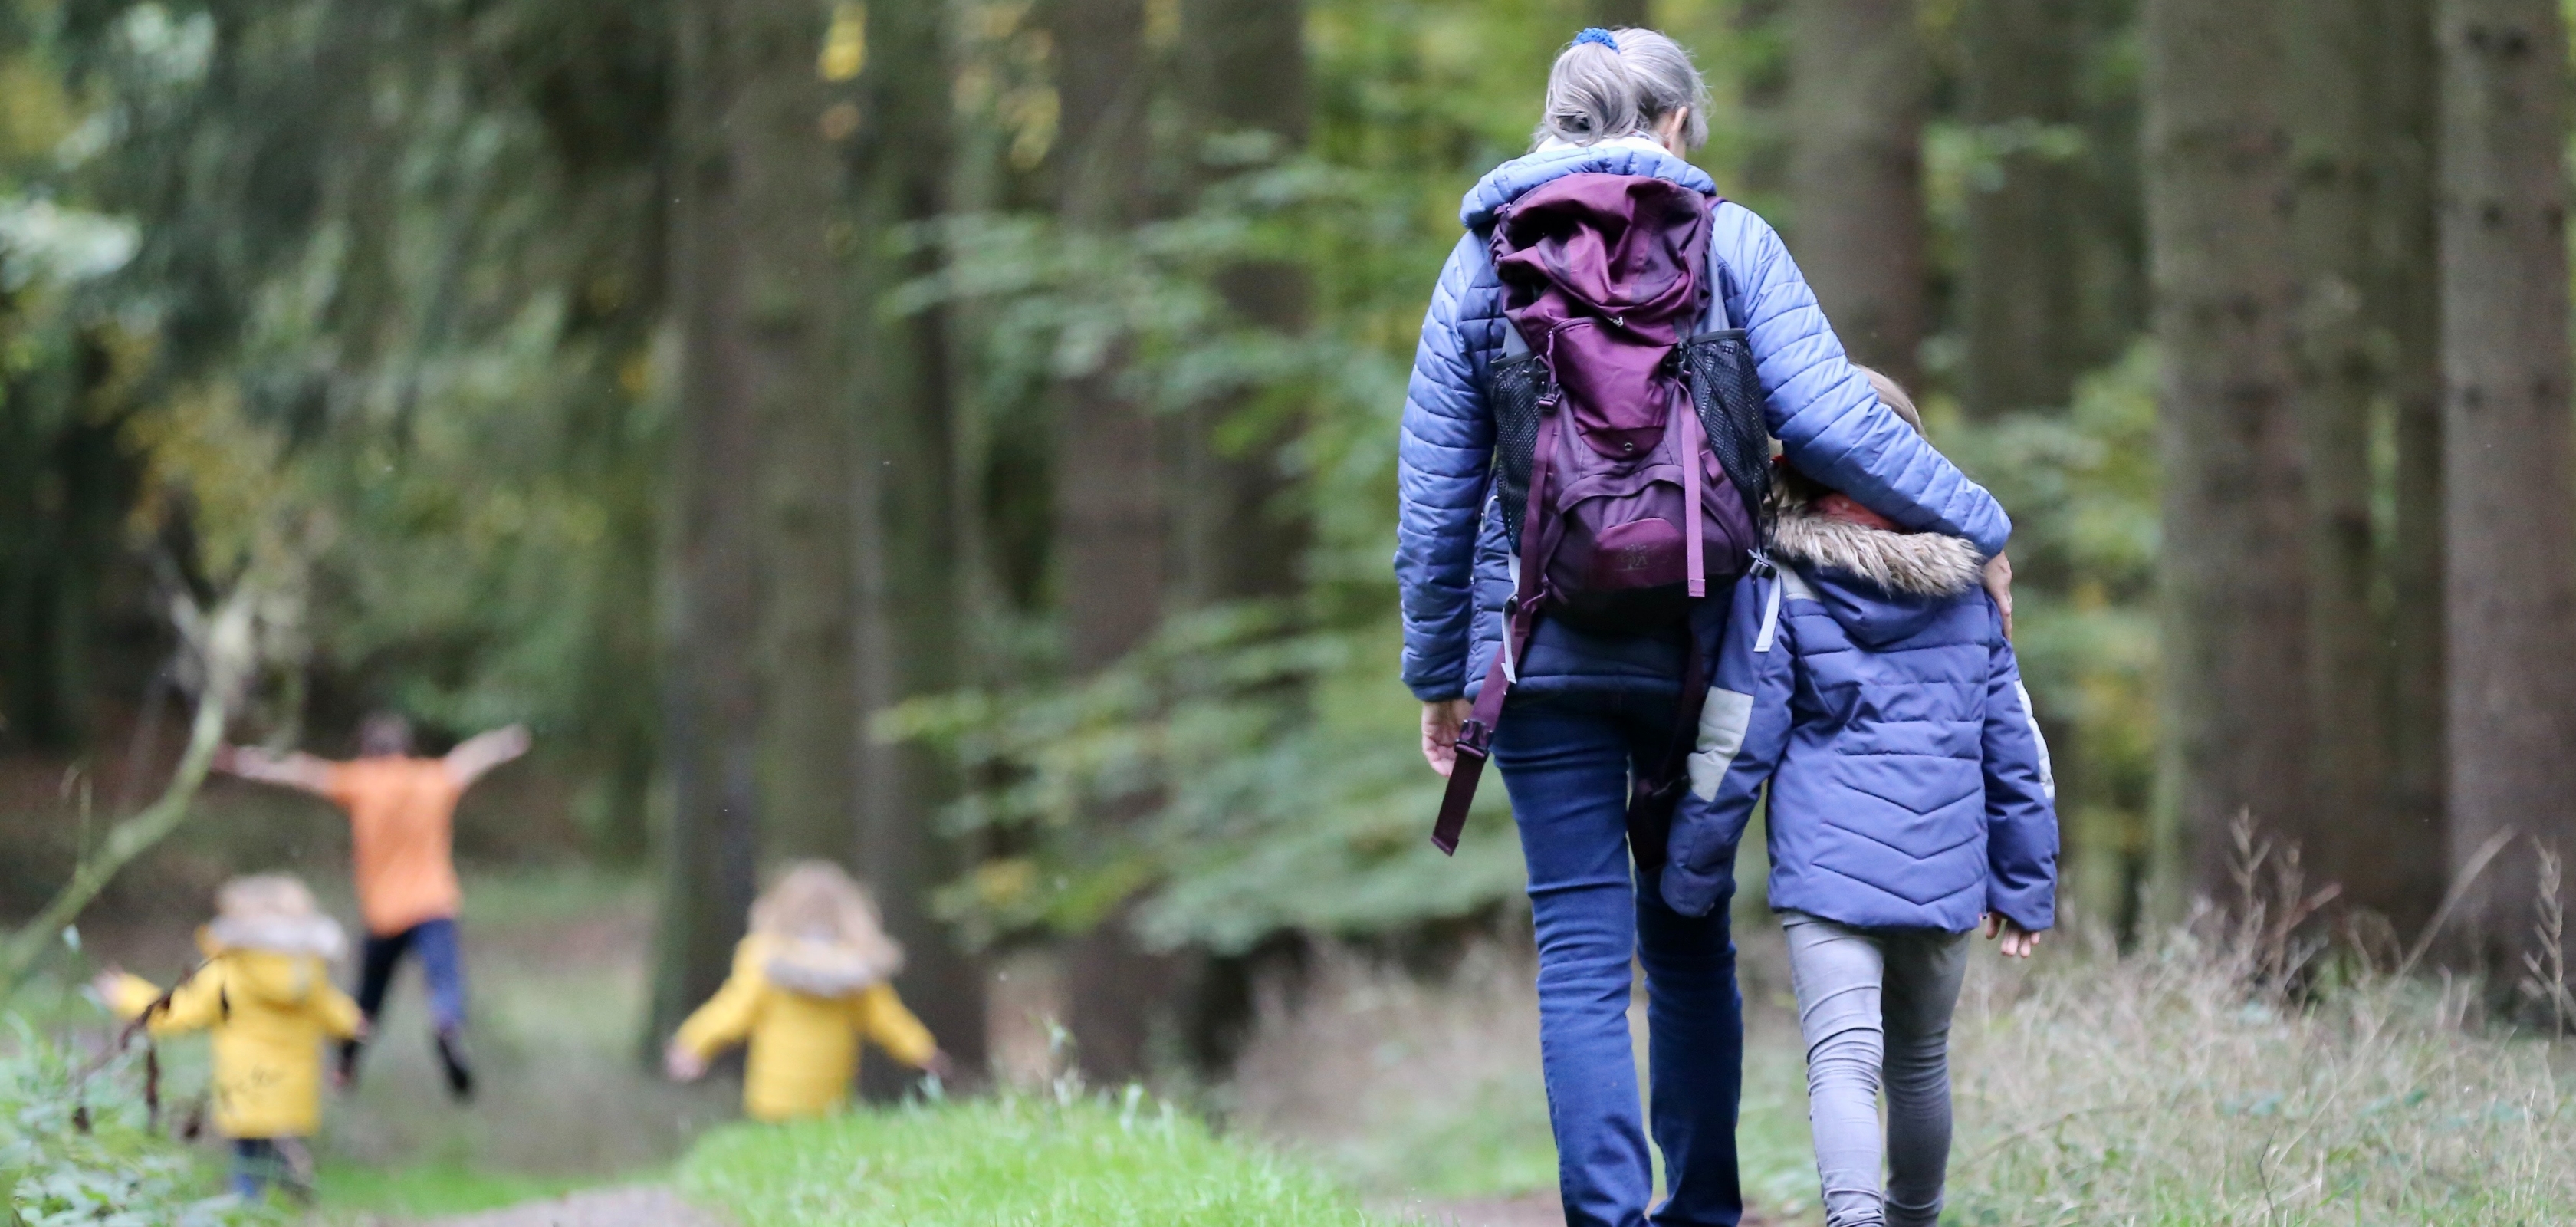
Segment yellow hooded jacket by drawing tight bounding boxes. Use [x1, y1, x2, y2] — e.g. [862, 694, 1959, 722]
[672, 933, 936, 1121]
[110, 941, 363, 1140]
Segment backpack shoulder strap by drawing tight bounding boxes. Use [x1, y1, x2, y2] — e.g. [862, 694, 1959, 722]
[1701, 199, 1736, 334]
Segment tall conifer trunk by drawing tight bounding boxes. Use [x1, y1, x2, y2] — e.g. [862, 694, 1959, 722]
[2435, 0, 2576, 961]
[851, 0, 987, 1088]
[752, 0, 857, 865]
[651, 0, 783, 1042]
[1175, 0, 1309, 608]
[2369, 0, 2449, 933]
[1788, 0, 1927, 389]
[1045, 0, 1171, 1084]
[2282, 0, 2390, 903]
[1960, 0, 2081, 419]
[2142, 0, 2312, 906]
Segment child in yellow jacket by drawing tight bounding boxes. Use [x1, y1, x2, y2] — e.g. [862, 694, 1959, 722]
[93, 874, 363, 1201]
[664, 861, 950, 1120]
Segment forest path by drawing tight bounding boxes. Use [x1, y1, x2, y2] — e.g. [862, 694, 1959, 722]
[409, 1186, 1582, 1226]
[409, 1186, 728, 1227]
[412, 1186, 1744, 1227]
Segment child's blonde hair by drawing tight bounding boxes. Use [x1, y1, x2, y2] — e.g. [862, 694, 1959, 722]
[749, 860, 903, 974]
[1858, 367, 1924, 435]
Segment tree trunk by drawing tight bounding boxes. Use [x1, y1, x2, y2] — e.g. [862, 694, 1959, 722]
[2435, 0, 2576, 962]
[1788, 0, 1927, 390]
[752, 0, 857, 864]
[649, 0, 772, 1044]
[1960, 0, 2082, 418]
[2367, 0, 2449, 935]
[2142, 0, 2312, 906]
[850, 0, 988, 1090]
[1046, 0, 1173, 1084]
[2282, 0, 2390, 905]
[1592, 0, 1652, 29]
[1175, 0, 1309, 607]
[1731, 0, 1791, 209]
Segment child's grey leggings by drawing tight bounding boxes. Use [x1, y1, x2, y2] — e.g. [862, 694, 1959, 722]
[1781, 912, 1971, 1227]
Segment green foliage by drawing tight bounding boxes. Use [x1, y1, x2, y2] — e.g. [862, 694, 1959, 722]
[0, 1018, 268, 1227]
[889, 606, 1524, 955]
[675, 1094, 1395, 1226]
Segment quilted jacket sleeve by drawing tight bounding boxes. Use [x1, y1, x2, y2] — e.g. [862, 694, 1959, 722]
[1395, 234, 1500, 700]
[1661, 569, 1796, 917]
[1980, 607, 2060, 930]
[1716, 203, 2013, 557]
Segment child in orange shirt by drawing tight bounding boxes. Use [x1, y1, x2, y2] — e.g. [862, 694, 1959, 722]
[216, 712, 527, 1099]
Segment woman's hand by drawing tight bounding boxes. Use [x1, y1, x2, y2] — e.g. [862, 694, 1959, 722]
[663, 1041, 708, 1083]
[1421, 699, 1472, 778]
[1983, 552, 2015, 640]
[1983, 913, 2042, 959]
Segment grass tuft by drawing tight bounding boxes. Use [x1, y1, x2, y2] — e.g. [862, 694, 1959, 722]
[675, 1094, 1400, 1226]
[1944, 925, 2576, 1225]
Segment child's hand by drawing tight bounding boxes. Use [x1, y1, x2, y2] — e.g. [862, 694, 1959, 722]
[1983, 553, 2016, 639]
[1982, 913, 2042, 959]
[87, 967, 126, 1006]
[663, 1041, 708, 1083]
[921, 1050, 956, 1083]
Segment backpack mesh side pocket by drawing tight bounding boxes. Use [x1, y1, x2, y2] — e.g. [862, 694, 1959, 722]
[1681, 329, 1772, 525]
[1489, 352, 1549, 551]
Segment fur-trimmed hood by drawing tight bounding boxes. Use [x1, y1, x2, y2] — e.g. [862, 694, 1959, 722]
[763, 935, 900, 998]
[1768, 483, 1986, 650]
[203, 914, 347, 961]
[1768, 483, 1984, 600]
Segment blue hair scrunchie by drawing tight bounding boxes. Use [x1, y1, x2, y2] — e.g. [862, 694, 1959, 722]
[1573, 27, 1618, 49]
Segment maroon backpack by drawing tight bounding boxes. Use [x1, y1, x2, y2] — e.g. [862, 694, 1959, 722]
[1431, 173, 1773, 856]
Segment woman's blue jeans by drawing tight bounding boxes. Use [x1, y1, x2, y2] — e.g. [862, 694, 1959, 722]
[1494, 689, 1745, 1227]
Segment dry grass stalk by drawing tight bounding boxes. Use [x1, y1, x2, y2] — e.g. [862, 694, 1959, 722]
[2518, 840, 2574, 1036]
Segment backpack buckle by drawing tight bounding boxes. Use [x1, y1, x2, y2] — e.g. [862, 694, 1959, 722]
[1456, 718, 1493, 759]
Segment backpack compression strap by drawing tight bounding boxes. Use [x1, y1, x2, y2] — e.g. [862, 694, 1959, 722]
[1431, 387, 1558, 855]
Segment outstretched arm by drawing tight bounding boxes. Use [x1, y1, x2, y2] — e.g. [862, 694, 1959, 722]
[444, 725, 531, 788]
[214, 746, 337, 796]
[1981, 610, 2059, 937]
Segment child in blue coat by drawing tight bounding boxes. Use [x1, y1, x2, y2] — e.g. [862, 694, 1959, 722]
[1659, 373, 2059, 1227]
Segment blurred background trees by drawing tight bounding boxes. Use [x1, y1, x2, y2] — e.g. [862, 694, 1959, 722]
[4, 0, 2573, 1082]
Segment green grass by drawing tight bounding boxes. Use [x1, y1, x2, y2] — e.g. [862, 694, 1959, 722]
[675, 1094, 1400, 1226]
[313, 1161, 591, 1219]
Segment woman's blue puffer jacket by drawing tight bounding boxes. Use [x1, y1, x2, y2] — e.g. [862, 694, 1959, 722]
[1395, 142, 2014, 702]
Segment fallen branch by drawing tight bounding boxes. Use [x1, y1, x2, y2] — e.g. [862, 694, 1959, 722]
[0, 590, 254, 1000]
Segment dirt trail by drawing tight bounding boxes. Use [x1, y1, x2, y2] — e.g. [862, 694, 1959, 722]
[418, 1187, 1578, 1226]
[412, 1186, 728, 1227]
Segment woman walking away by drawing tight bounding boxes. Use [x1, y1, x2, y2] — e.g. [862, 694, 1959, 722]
[664, 861, 954, 1120]
[94, 874, 365, 1202]
[1395, 28, 2013, 1227]
[1660, 373, 2058, 1227]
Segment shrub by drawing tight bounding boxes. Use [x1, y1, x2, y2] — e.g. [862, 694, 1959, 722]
[0, 1016, 264, 1227]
